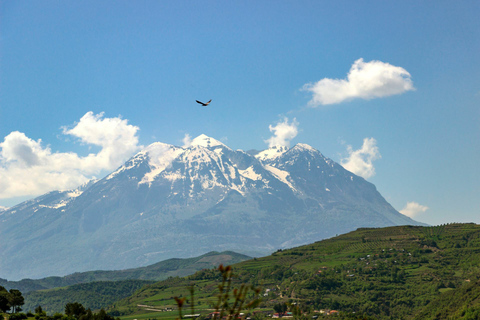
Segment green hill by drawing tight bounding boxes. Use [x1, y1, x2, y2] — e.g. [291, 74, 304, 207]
[108, 223, 480, 319]
[1, 251, 251, 294]
[24, 280, 153, 315]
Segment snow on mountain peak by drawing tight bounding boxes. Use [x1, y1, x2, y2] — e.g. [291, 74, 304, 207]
[255, 145, 288, 162]
[292, 143, 316, 152]
[289, 143, 324, 158]
[105, 136, 325, 190]
[191, 134, 226, 148]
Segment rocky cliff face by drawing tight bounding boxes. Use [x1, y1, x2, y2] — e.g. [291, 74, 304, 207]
[0, 134, 423, 280]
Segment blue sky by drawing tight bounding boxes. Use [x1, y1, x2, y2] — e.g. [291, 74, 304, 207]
[1, 1, 479, 225]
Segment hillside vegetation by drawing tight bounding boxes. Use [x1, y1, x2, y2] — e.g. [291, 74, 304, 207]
[3, 251, 249, 315]
[109, 223, 480, 319]
[23, 280, 153, 315]
[1, 251, 250, 293]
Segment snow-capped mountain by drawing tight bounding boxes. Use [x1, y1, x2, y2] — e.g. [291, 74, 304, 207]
[254, 145, 288, 163]
[0, 134, 423, 280]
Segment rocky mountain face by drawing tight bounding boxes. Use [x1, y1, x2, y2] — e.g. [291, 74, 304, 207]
[0, 134, 423, 280]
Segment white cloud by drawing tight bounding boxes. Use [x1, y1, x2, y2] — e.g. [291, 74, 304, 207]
[302, 58, 415, 106]
[61, 112, 140, 171]
[0, 112, 142, 200]
[340, 137, 380, 179]
[265, 117, 299, 147]
[182, 133, 192, 148]
[400, 202, 429, 218]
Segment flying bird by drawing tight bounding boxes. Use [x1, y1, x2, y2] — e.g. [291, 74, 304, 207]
[196, 99, 212, 106]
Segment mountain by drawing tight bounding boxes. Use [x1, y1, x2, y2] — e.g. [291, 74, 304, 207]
[109, 223, 480, 320]
[0, 251, 250, 293]
[0, 134, 423, 280]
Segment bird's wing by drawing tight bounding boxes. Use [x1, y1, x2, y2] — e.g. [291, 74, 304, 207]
[206, 99, 212, 104]
[196, 100, 204, 105]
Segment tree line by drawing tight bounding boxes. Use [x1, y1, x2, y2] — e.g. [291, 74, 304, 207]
[1, 286, 118, 320]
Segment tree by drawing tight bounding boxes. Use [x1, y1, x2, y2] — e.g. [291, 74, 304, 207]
[35, 306, 44, 315]
[79, 309, 93, 320]
[0, 286, 11, 313]
[94, 309, 115, 320]
[8, 289, 24, 313]
[65, 302, 86, 319]
[273, 303, 288, 316]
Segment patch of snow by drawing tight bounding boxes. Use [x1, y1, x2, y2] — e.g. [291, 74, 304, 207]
[107, 153, 147, 180]
[239, 166, 262, 181]
[201, 180, 213, 189]
[39, 202, 67, 209]
[191, 134, 227, 148]
[139, 144, 184, 186]
[67, 190, 83, 198]
[255, 145, 288, 162]
[163, 171, 183, 181]
[183, 146, 215, 166]
[265, 165, 297, 191]
[216, 195, 226, 204]
[228, 166, 237, 179]
[293, 143, 317, 152]
[229, 184, 245, 196]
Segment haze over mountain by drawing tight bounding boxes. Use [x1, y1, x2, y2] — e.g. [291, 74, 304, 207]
[0, 134, 423, 280]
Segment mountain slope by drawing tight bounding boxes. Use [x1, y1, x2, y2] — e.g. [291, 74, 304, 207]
[0, 135, 423, 280]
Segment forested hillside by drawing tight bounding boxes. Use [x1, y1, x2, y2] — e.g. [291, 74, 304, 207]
[23, 280, 152, 315]
[1, 251, 250, 293]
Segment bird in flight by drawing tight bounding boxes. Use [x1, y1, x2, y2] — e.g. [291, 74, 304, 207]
[196, 99, 212, 106]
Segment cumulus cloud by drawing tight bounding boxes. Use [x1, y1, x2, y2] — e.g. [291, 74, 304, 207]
[182, 133, 192, 148]
[0, 112, 141, 200]
[265, 117, 299, 147]
[400, 202, 429, 218]
[302, 58, 415, 106]
[341, 137, 380, 179]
